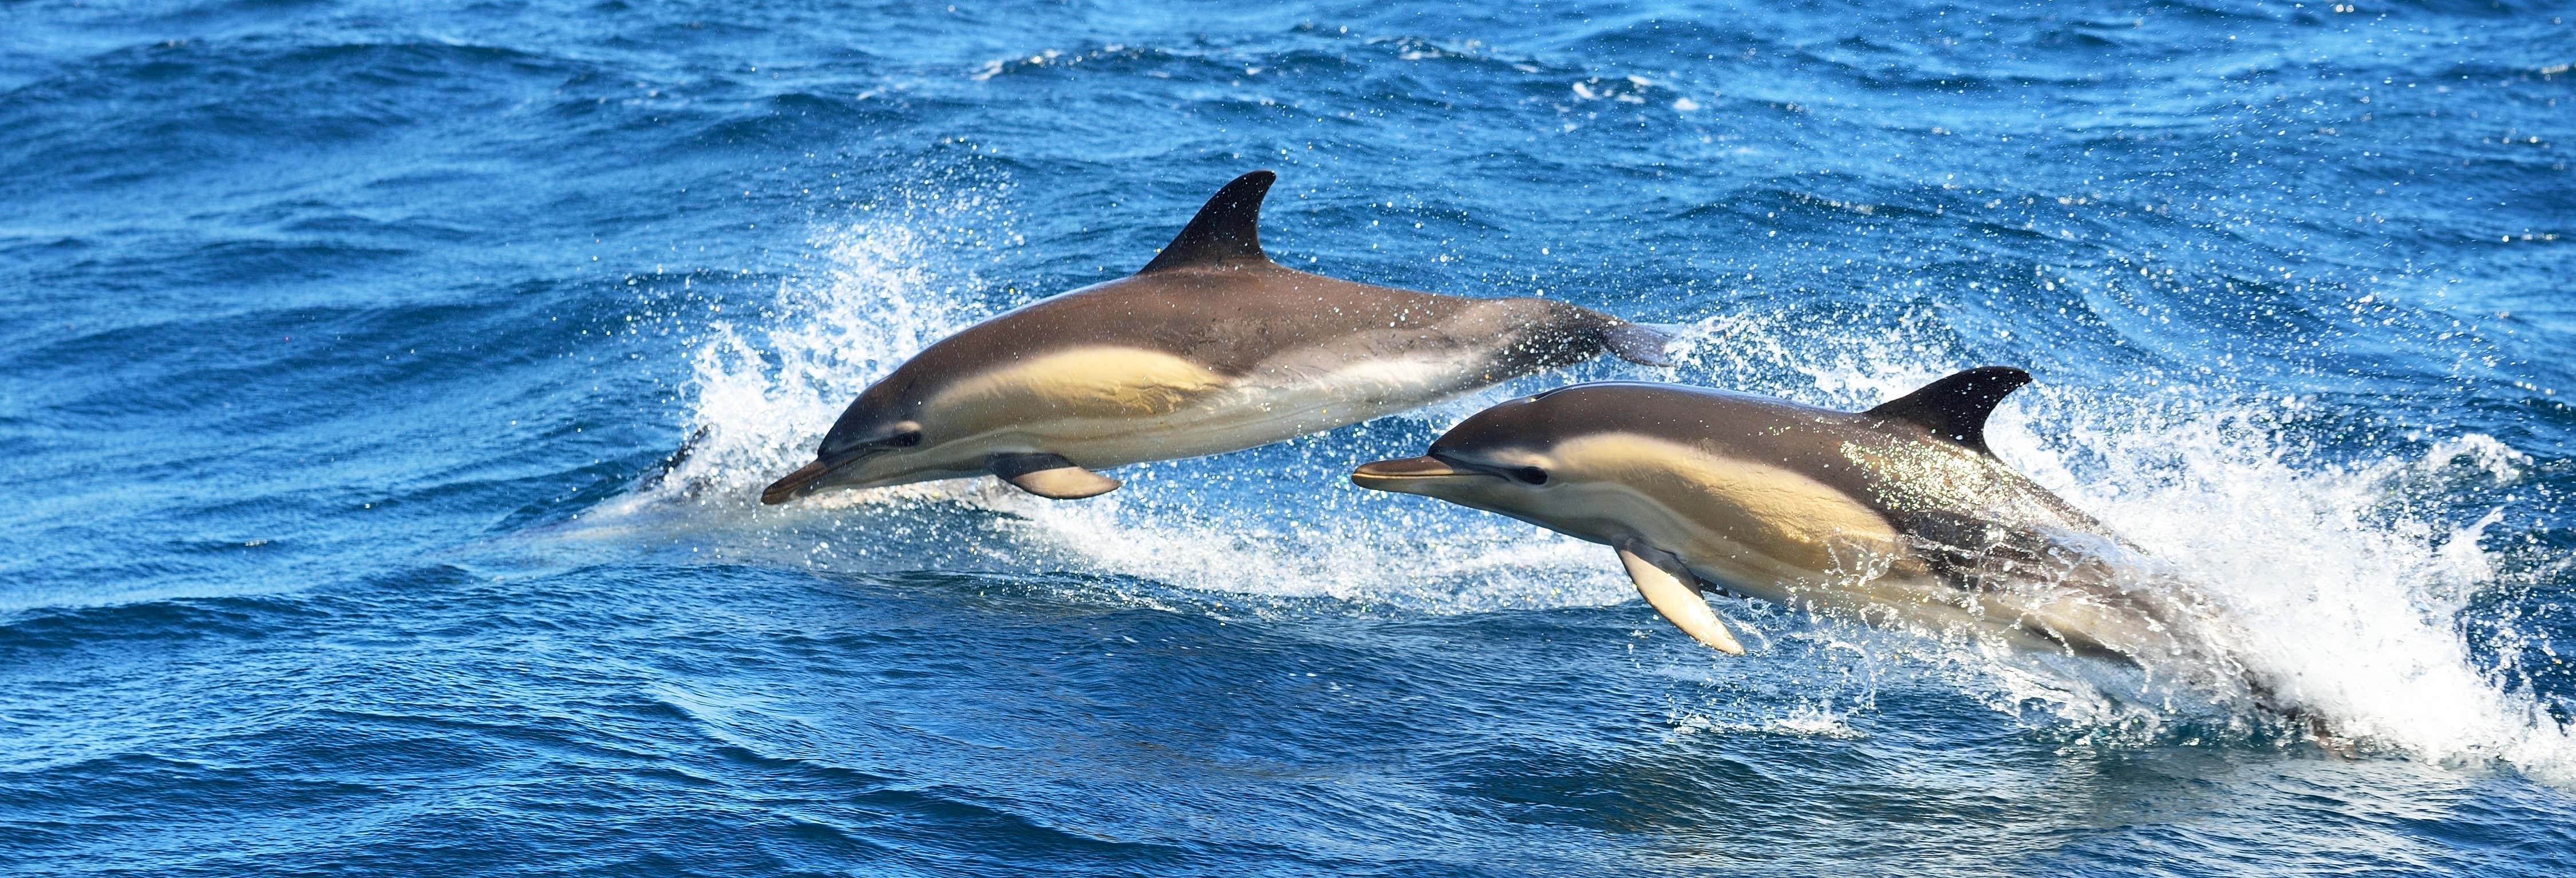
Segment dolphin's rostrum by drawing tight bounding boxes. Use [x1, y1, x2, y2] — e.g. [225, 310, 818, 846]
[1350, 371, 2246, 677]
[762, 170, 1674, 504]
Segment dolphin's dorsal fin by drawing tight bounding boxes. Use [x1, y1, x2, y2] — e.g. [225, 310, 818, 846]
[1864, 366, 2032, 455]
[1137, 170, 1276, 274]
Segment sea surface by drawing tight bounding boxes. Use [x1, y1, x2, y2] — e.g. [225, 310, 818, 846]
[4, 0, 2574, 874]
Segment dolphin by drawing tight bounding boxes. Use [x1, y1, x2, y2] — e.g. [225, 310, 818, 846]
[1348, 369, 2242, 672]
[761, 170, 1673, 504]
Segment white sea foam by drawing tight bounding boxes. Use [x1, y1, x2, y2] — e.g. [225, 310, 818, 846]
[567, 197, 2571, 781]
[2024, 413, 2570, 776]
[657, 217, 995, 493]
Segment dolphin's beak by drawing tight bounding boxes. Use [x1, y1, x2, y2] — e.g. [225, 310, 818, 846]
[762, 447, 883, 505]
[1350, 456, 1484, 493]
[760, 458, 836, 505]
[762, 432, 925, 504]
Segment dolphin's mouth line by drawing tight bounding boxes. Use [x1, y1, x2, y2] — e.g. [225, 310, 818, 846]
[1350, 453, 1501, 484]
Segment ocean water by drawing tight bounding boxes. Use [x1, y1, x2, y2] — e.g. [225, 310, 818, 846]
[4, 0, 2573, 873]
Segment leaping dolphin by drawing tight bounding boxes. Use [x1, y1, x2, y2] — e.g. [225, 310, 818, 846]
[761, 170, 1673, 504]
[1349, 370, 2243, 675]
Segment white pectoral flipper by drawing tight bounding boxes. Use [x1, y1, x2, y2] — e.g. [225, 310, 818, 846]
[1617, 544, 1745, 655]
[988, 453, 1122, 500]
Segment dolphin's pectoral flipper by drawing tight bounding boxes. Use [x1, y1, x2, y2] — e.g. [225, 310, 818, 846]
[1616, 544, 1747, 655]
[987, 453, 1123, 499]
[1602, 323, 1676, 367]
[1137, 170, 1276, 274]
[1864, 366, 2033, 454]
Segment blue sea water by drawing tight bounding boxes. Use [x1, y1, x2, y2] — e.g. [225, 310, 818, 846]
[5, 0, 2575, 873]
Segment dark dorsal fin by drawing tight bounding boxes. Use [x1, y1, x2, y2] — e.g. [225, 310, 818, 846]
[1863, 366, 2032, 455]
[1137, 170, 1275, 274]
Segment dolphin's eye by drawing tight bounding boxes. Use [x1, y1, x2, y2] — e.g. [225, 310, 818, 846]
[888, 430, 922, 448]
[1512, 466, 1549, 485]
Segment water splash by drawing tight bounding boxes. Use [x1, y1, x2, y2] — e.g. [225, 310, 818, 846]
[2033, 413, 2571, 776]
[657, 219, 998, 496]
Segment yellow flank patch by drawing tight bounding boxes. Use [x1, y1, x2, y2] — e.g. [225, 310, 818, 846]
[930, 346, 1228, 430]
[1553, 433, 1901, 573]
